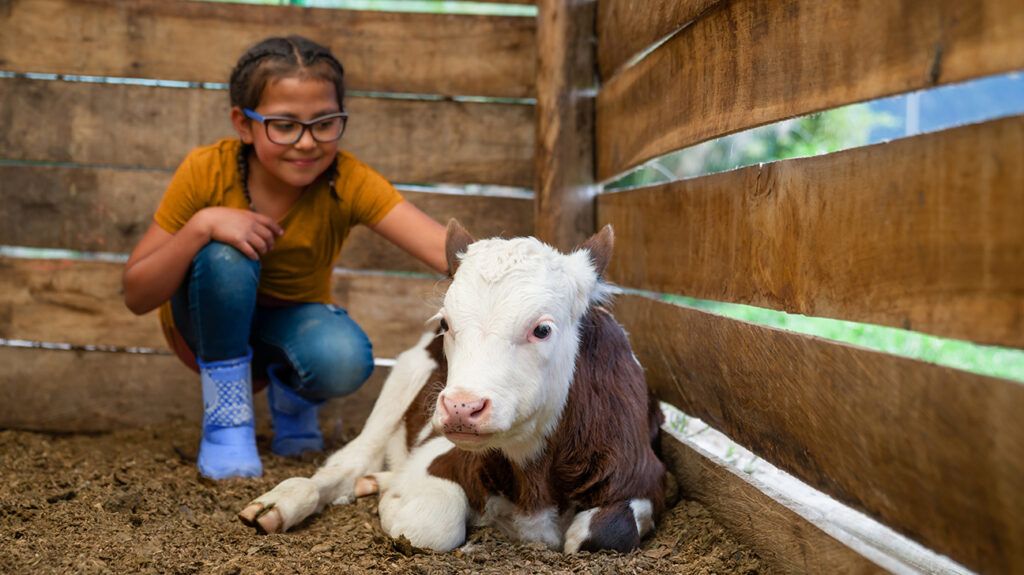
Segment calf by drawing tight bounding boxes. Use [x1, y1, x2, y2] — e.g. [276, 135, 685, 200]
[238, 221, 667, 553]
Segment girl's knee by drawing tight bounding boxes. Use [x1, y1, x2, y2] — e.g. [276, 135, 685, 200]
[192, 242, 260, 293]
[298, 338, 374, 400]
[195, 242, 259, 276]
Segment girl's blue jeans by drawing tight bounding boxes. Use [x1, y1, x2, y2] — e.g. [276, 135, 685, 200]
[170, 241, 375, 401]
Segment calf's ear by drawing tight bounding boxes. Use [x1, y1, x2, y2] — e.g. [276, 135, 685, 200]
[577, 224, 614, 278]
[445, 219, 476, 277]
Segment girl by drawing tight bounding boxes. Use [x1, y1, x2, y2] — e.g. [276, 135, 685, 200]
[122, 36, 447, 480]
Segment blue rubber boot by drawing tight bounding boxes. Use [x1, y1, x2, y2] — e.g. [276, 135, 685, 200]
[197, 351, 262, 479]
[267, 363, 324, 457]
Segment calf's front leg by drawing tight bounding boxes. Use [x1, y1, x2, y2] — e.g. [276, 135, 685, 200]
[375, 437, 471, 552]
[238, 332, 440, 534]
[237, 434, 389, 533]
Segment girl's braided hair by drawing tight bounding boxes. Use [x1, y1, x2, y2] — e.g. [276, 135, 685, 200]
[229, 35, 346, 205]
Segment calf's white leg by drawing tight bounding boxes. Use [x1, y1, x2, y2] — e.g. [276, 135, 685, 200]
[239, 332, 439, 533]
[375, 436, 470, 552]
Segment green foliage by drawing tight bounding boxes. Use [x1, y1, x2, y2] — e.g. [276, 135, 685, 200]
[664, 295, 1024, 384]
[607, 103, 898, 189]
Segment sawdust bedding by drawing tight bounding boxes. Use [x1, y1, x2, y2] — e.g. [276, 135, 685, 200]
[1, 422, 767, 574]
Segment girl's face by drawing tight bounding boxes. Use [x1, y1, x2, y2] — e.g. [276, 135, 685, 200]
[232, 76, 342, 193]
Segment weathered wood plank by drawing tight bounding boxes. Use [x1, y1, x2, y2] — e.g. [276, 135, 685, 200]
[0, 258, 440, 358]
[0, 347, 197, 432]
[599, 117, 1024, 349]
[617, 294, 1024, 574]
[0, 0, 536, 98]
[0, 345, 388, 435]
[659, 432, 882, 574]
[0, 257, 163, 349]
[0, 161, 533, 270]
[597, 0, 1024, 179]
[533, 0, 597, 251]
[332, 271, 442, 359]
[596, 0, 720, 80]
[0, 165, 166, 254]
[0, 77, 535, 187]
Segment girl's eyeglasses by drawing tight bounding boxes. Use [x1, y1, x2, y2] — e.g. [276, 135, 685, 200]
[243, 108, 348, 145]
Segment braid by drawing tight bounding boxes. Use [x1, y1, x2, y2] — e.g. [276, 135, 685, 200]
[237, 143, 253, 208]
[326, 156, 339, 201]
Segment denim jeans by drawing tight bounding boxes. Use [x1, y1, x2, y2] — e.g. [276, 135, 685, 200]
[170, 242, 375, 401]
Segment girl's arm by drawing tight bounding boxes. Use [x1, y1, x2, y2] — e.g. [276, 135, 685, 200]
[369, 201, 448, 275]
[122, 208, 283, 315]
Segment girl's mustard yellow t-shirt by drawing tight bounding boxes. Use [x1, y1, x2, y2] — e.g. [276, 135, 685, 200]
[154, 138, 403, 321]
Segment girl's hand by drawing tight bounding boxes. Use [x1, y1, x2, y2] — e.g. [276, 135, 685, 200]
[197, 207, 285, 260]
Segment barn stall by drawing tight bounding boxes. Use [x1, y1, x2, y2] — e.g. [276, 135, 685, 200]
[1, 0, 1023, 573]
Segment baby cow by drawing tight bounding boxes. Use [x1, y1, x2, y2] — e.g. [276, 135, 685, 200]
[239, 221, 667, 553]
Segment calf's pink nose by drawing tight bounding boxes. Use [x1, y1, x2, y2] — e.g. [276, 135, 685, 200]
[440, 393, 491, 429]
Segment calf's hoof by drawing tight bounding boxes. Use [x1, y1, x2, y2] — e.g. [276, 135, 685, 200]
[238, 502, 284, 533]
[354, 475, 379, 497]
[237, 477, 319, 534]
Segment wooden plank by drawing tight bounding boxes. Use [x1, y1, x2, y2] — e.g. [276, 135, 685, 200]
[0, 257, 440, 359]
[0, 345, 389, 435]
[596, 0, 720, 80]
[533, 0, 597, 251]
[0, 160, 533, 267]
[616, 294, 1024, 574]
[0, 165, 167, 254]
[659, 432, 882, 574]
[0, 257, 165, 349]
[0, 347, 197, 432]
[0, 77, 535, 187]
[0, 0, 536, 98]
[599, 117, 1024, 349]
[332, 271, 442, 359]
[597, 0, 1024, 179]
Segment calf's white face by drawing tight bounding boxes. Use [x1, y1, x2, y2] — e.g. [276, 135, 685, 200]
[432, 236, 605, 465]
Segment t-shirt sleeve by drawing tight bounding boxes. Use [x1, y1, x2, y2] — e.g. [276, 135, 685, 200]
[153, 151, 204, 234]
[347, 165, 405, 227]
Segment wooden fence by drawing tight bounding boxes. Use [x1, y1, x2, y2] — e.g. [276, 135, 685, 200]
[2, 1, 1022, 572]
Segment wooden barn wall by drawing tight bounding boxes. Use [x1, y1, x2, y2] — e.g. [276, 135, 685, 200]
[617, 295, 1024, 574]
[0, 161, 534, 273]
[599, 116, 1024, 349]
[595, 0, 1024, 573]
[596, 0, 720, 80]
[596, 0, 1024, 180]
[0, 78, 535, 189]
[0, 0, 536, 98]
[0, 1, 537, 431]
[0, 260, 438, 433]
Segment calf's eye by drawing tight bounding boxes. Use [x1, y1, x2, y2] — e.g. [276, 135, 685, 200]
[532, 324, 551, 340]
[440, 318, 450, 333]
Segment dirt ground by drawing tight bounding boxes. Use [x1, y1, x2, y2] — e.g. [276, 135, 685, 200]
[1, 421, 766, 574]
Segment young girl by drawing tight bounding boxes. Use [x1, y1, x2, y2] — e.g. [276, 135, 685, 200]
[122, 36, 448, 480]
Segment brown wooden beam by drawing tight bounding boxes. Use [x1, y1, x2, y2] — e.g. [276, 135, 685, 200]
[618, 294, 1024, 574]
[534, 0, 597, 251]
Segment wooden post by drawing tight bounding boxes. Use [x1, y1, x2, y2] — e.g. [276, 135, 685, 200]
[534, 0, 597, 251]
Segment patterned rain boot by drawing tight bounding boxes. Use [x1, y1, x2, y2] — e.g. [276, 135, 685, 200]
[267, 363, 325, 457]
[197, 350, 262, 479]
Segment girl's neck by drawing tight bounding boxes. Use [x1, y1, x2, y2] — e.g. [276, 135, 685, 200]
[246, 155, 311, 220]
